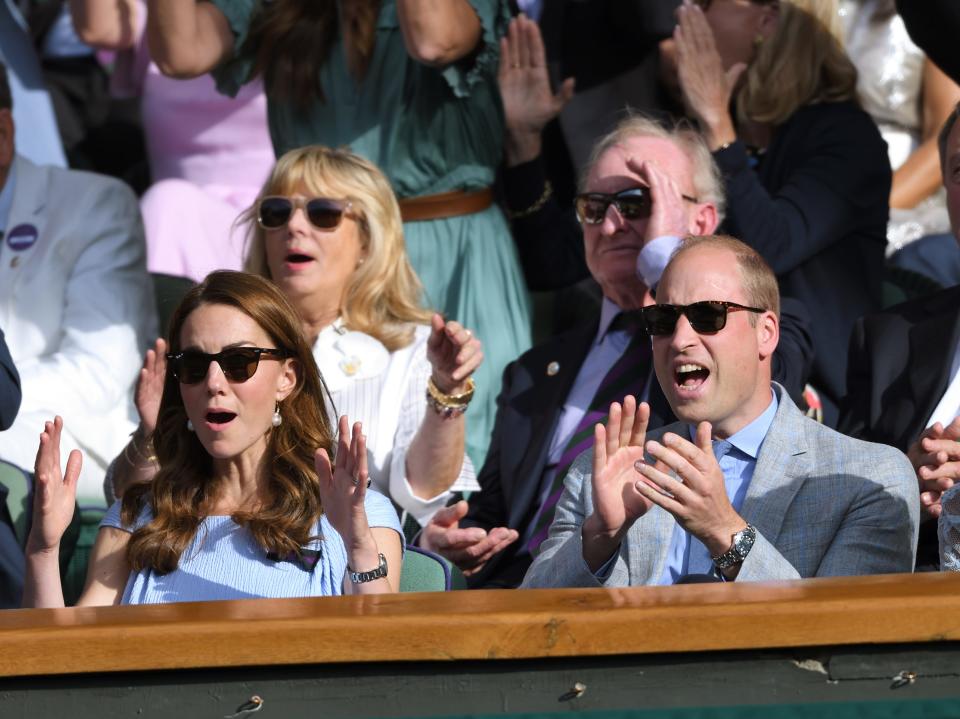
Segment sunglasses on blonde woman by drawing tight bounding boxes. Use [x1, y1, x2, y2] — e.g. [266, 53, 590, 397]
[257, 196, 354, 231]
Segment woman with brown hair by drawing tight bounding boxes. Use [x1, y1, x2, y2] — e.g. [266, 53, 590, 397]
[143, 0, 531, 469]
[673, 0, 891, 425]
[24, 271, 403, 606]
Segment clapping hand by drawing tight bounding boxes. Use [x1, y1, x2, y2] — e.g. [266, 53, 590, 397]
[420, 500, 518, 576]
[498, 14, 575, 165]
[135, 338, 167, 434]
[634, 422, 746, 557]
[908, 417, 960, 519]
[315, 415, 371, 548]
[674, 1, 742, 147]
[625, 156, 698, 242]
[29, 417, 81, 554]
[581, 396, 653, 569]
[426, 313, 483, 395]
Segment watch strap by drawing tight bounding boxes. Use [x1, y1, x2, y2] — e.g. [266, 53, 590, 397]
[712, 524, 756, 569]
[348, 553, 388, 584]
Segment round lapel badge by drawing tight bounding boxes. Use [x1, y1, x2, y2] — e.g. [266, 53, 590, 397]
[6, 224, 39, 252]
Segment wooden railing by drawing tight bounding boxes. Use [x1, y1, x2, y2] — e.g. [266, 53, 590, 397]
[2, 572, 960, 678]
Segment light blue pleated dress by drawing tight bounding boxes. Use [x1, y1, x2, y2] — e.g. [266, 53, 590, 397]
[101, 490, 402, 604]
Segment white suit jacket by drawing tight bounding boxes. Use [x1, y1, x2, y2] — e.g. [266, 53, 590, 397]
[0, 156, 156, 498]
[522, 386, 920, 588]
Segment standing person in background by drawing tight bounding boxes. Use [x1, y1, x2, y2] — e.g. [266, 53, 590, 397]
[674, 0, 890, 425]
[840, 0, 960, 287]
[144, 0, 531, 469]
[68, 0, 275, 282]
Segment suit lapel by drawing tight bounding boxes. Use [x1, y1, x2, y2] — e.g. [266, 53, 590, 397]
[507, 320, 598, 526]
[740, 388, 810, 545]
[905, 290, 960, 439]
[0, 156, 48, 323]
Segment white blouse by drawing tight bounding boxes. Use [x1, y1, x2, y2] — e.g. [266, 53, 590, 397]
[313, 321, 478, 526]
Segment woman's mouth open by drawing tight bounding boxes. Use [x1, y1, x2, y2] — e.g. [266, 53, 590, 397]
[284, 252, 314, 270]
[205, 410, 237, 431]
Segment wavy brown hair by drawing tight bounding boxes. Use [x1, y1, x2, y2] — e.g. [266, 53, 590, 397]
[243, 145, 433, 351]
[243, 0, 380, 107]
[122, 271, 335, 574]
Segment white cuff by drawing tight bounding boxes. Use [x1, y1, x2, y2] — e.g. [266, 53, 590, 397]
[636, 235, 682, 289]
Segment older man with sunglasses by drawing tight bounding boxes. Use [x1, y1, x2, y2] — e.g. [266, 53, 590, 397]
[419, 116, 813, 588]
[523, 235, 919, 588]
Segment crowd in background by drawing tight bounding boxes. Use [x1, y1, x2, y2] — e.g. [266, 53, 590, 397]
[1, 0, 960, 606]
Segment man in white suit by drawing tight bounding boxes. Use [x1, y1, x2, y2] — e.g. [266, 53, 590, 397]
[523, 236, 919, 587]
[0, 62, 156, 503]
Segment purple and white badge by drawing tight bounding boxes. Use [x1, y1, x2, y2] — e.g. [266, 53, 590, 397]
[6, 224, 38, 252]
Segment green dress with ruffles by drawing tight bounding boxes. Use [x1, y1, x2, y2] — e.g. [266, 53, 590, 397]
[211, 0, 532, 468]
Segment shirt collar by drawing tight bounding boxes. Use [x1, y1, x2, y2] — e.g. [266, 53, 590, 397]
[687, 388, 778, 460]
[595, 296, 625, 346]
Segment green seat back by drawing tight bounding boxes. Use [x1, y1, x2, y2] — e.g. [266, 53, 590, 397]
[0, 459, 30, 546]
[62, 507, 107, 606]
[400, 546, 468, 592]
[152, 273, 196, 338]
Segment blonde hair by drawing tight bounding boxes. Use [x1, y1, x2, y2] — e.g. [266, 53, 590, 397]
[581, 114, 726, 224]
[244, 146, 432, 351]
[738, 0, 858, 127]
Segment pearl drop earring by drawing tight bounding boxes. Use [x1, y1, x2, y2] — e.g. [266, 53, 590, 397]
[187, 419, 195, 432]
[272, 402, 282, 428]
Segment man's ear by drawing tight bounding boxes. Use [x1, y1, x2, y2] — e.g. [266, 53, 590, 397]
[277, 358, 299, 401]
[691, 202, 719, 235]
[757, 310, 779, 360]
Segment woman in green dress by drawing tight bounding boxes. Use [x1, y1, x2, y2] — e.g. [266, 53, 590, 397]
[146, 0, 531, 468]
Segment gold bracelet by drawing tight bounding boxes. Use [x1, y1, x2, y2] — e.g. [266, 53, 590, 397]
[427, 376, 475, 405]
[506, 180, 552, 220]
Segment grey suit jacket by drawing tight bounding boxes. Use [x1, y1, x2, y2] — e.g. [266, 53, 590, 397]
[522, 385, 919, 588]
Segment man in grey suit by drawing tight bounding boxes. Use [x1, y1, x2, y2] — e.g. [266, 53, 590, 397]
[523, 236, 919, 587]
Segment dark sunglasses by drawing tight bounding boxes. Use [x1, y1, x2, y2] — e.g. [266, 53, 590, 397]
[642, 301, 765, 336]
[257, 196, 353, 230]
[166, 347, 289, 385]
[575, 186, 699, 225]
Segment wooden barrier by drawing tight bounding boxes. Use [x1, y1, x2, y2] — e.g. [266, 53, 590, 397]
[3, 573, 960, 717]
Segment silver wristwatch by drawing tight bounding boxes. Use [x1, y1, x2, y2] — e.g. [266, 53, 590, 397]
[711, 524, 756, 570]
[348, 553, 388, 584]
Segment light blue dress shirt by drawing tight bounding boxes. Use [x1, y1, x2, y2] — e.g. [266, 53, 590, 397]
[657, 391, 779, 583]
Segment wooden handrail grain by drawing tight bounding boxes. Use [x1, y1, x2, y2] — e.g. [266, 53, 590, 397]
[2, 572, 960, 678]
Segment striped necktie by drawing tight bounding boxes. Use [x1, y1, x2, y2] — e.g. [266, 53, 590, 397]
[526, 311, 651, 553]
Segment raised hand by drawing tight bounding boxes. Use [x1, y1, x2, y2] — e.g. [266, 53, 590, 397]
[426, 313, 483, 395]
[674, 1, 742, 147]
[135, 338, 167, 434]
[420, 500, 518, 576]
[625, 156, 697, 242]
[498, 14, 575, 165]
[315, 415, 371, 549]
[908, 417, 960, 519]
[581, 397, 653, 569]
[29, 417, 82, 554]
[634, 421, 747, 557]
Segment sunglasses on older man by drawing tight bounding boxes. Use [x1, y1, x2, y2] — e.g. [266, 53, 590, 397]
[257, 196, 353, 231]
[575, 186, 699, 225]
[641, 301, 765, 336]
[167, 347, 290, 385]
